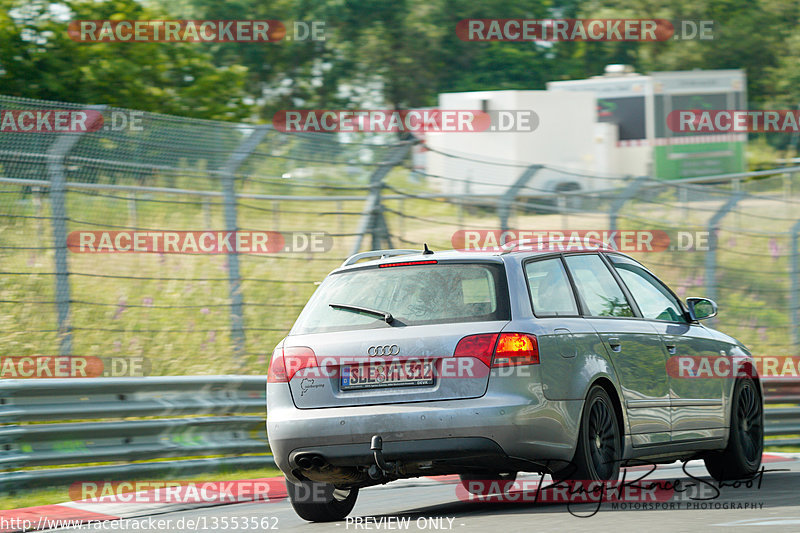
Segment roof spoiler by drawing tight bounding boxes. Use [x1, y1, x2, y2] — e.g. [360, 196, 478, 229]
[341, 249, 422, 267]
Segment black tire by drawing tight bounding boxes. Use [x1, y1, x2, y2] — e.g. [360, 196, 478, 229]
[554, 385, 621, 482]
[459, 471, 517, 495]
[704, 377, 763, 481]
[285, 478, 358, 522]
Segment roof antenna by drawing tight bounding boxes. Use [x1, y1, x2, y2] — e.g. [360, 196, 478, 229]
[422, 243, 434, 255]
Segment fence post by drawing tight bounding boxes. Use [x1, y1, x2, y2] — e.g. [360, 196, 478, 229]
[350, 142, 411, 255]
[33, 186, 43, 247]
[399, 198, 405, 241]
[221, 125, 269, 364]
[202, 198, 211, 229]
[791, 219, 800, 346]
[336, 200, 343, 234]
[704, 191, 745, 311]
[497, 165, 542, 233]
[272, 200, 280, 231]
[46, 110, 104, 356]
[609, 175, 650, 234]
[128, 192, 137, 226]
[458, 178, 469, 230]
[679, 184, 688, 220]
[558, 196, 567, 230]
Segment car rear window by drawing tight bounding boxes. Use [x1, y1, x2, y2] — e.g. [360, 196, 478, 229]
[290, 262, 510, 334]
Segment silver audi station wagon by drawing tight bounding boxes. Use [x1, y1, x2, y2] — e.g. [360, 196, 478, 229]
[267, 243, 764, 522]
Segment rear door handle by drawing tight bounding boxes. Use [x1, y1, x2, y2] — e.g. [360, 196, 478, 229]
[608, 337, 622, 352]
[665, 344, 677, 355]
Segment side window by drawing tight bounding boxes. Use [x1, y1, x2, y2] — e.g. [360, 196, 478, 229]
[524, 257, 578, 316]
[564, 254, 634, 317]
[609, 255, 687, 323]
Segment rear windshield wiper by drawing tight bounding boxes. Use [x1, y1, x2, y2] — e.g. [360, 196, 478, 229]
[329, 303, 394, 324]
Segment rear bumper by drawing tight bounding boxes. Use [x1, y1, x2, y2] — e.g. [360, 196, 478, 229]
[267, 382, 583, 483]
[289, 436, 507, 469]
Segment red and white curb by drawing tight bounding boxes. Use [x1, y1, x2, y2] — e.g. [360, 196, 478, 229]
[2, 454, 798, 532]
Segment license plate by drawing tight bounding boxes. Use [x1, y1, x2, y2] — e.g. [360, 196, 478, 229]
[341, 360, 435, 390]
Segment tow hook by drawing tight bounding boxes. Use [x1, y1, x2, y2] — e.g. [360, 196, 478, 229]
[369, 435, 398, 479]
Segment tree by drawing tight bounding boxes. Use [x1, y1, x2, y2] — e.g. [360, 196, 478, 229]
[0, 0, 252, 120]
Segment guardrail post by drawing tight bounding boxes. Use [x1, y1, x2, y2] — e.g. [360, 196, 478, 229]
[350, 142, 411, 255]
[791, 219, 800, 346]
[221, 126, 269, 364]
[497, 165, 542, 233]
[705, 191, 745, 310]
[46, 108, 104, 356]
[608, 175, 650, 234]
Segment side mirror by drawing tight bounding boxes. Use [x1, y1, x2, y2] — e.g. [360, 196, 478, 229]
[686, 297, 717, 321]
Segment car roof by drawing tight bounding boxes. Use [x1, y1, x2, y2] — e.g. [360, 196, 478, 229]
[335, 246, 633, 273]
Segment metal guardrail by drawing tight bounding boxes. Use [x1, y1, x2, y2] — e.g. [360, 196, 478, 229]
[0, 375, 267, 422]
[0, 375, 798, 493]
[763, 378, 800, 447]
[0, 376, 272, 492]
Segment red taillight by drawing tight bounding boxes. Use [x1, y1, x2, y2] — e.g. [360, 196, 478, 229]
[267, 346, 317, 383]
[493, 333, 539, 367]
[454, 332, 539, 369]
[454, 333, 499, 367]
[379, 260, 438, 268]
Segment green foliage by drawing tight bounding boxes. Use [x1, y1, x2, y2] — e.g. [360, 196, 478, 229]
[0, 0, 251, 120]
[578, 0, 800, 109]
[746, 137, 784, 171]
[2, 0, 798, 119]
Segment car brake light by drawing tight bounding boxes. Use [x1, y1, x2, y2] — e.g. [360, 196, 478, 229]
[454, 333, 499, 367]
[267, 346, 318, 383]
[379, 260, 438, 268]
[493, 333, 539, 366]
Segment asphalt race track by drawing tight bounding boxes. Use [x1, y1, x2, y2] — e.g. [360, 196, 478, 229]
[44, 454, 800, 533]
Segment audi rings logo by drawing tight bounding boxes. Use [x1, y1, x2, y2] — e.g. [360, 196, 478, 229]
[368, 344, 400, 357]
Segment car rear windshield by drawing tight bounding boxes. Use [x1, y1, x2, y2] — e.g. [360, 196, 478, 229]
[290, 262, 510, 334]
